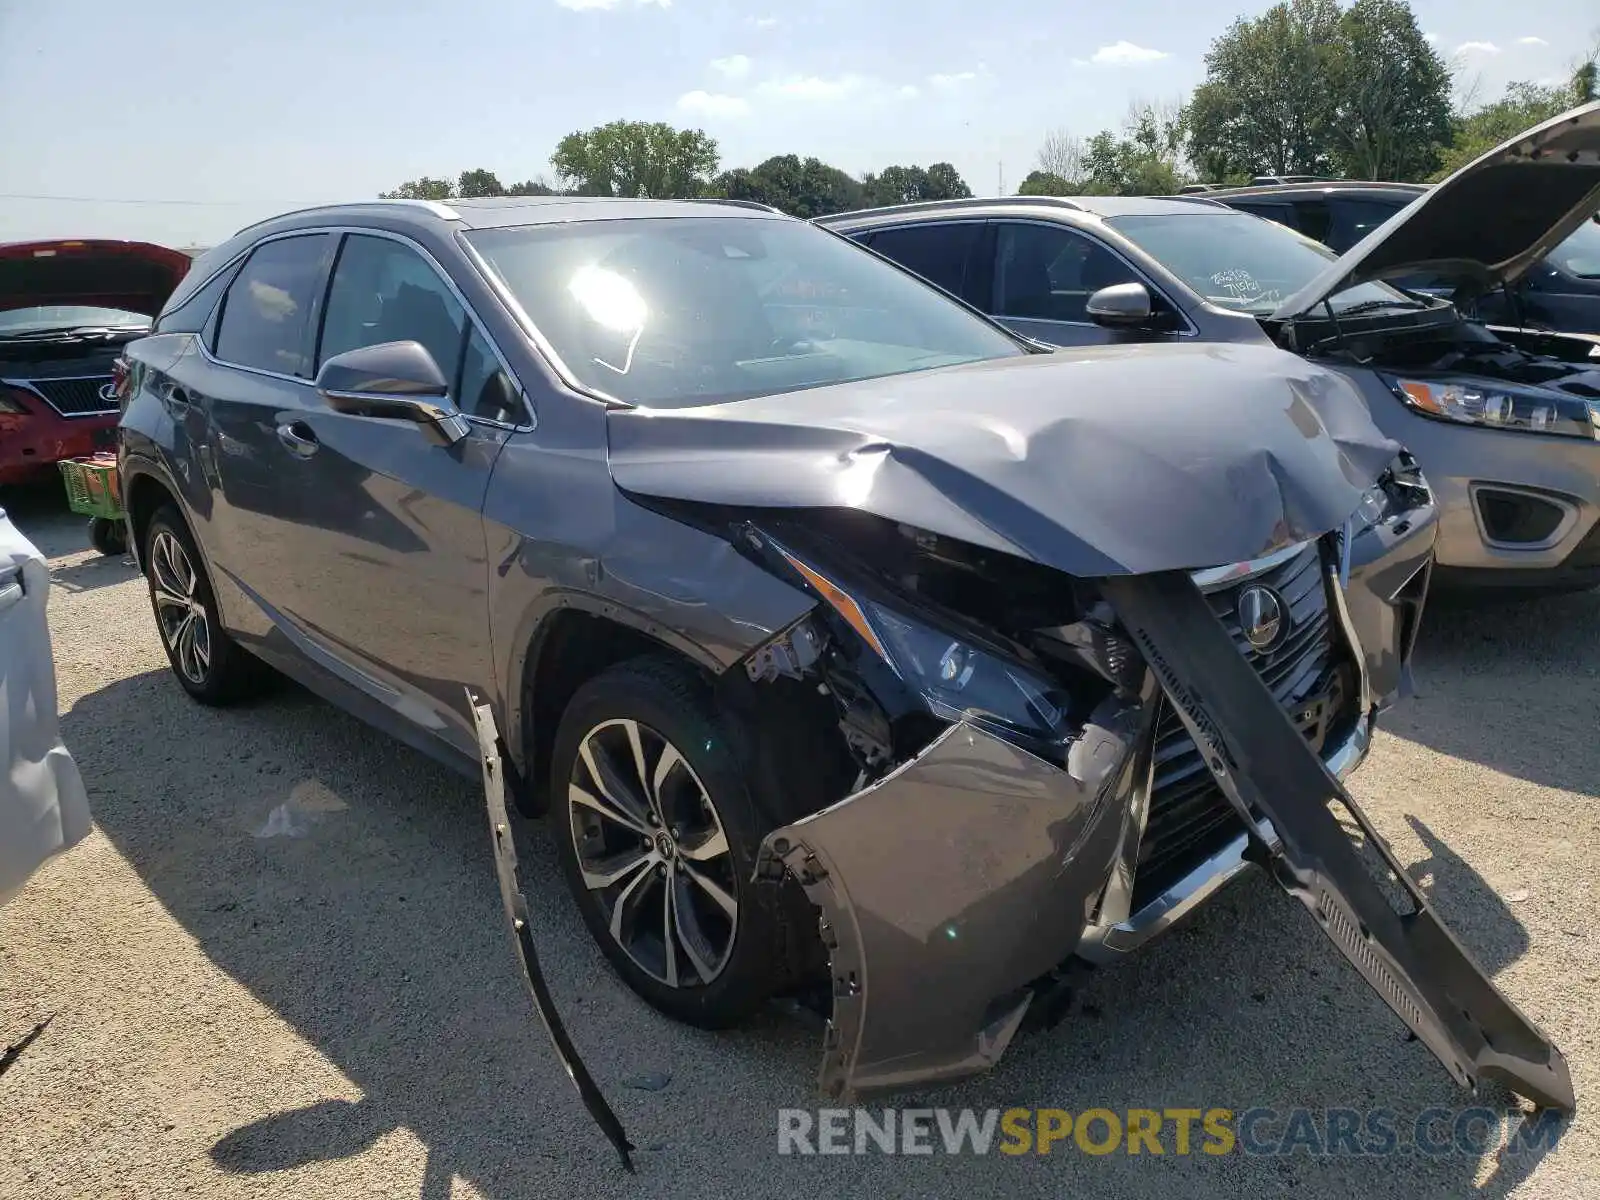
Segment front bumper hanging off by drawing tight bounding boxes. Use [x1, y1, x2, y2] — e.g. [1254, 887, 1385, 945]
[758, 571, 1573, 1111]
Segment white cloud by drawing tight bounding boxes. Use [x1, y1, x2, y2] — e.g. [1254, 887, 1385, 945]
[1455, 41, 1501, 56]
[711, 54, 752, 79]
[1422, 31, 1439, 44]
[748, 14, 778, 27]
[555, 0, 667, 9]
[757, 74, 864, 101]
[1517, 35, 1549, 46]
[1078, 41, 1170, 66]
[677, 90, 751, 117]
[929, 70, 978, 88]
[899, 84, 921, 98]
[751, 73, 920, 105]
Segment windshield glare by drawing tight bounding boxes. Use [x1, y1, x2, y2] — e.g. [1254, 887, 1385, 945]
[464, 217, 1024, 408]
[1106, 212, 1414, 315]
[1549, 218, 1600, 278]
[0, 304, 151, 333]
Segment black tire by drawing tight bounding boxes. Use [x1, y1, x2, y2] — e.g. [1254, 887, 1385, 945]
[143, 505, 271, 705]
[549, 656, 814, 1028]
[88, 517, 127, 556]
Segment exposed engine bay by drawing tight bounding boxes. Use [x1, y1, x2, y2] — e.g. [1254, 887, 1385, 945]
[1281, 305, 1600, 399]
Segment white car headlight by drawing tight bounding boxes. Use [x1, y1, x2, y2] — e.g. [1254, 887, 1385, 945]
[1385, 375, 1599, 440]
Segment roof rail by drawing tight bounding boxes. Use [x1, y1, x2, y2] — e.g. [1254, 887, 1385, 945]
[815, 194, 1085, 223]
[676, 197, 785, 214]
[1162, 194, 1231, 208]
[228, 196, 460, 240]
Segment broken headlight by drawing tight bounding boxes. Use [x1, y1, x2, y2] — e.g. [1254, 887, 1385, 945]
[1385, 375, 1600, 440]
[771, 541, 1073, 751]
[864, 602, 1072, 747]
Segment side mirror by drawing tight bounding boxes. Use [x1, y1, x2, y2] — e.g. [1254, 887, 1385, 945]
[315, 341, 470, 446]
[1085, 282, 1155, 328]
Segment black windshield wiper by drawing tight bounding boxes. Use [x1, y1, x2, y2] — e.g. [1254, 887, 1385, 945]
[1332, 298, 1433, 318]
[0, 325, 147, 343]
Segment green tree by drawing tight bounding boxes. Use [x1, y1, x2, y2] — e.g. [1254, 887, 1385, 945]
[456, 168, 507, 198]
[378, 176, 457, 200]
[1036, 101, 1191, 196]
[1017, 170, 1074, 196]
[1186, 0, 1344, 181]
[507, 178, 560, 196]
[1187, 0, 1451, 183]
[550, 120, 720, 198]
[716, 155, 864, 217]
[1325, 0, 1452, 179]
[860, 163, 973, 206]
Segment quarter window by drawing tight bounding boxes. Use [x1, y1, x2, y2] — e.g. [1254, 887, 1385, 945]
[318, 235, 467, 384]
[212, 234, 333, 376]
[457, 323, 521, 423]
[992, 223, 1142, 323]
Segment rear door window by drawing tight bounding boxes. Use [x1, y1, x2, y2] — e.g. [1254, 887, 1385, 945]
[212, 234, 334, 377]
[991, 222, 1144, 324]
[1229, 202, 1298, 229]
[1328, 199, 1407, 252]
[865, 223, 983, 300]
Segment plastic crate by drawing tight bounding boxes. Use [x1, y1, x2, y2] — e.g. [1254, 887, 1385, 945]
[58, 454, 125, 520]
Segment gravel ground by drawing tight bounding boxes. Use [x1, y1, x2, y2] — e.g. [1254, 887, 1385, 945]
[2, 488, 1595, 1199]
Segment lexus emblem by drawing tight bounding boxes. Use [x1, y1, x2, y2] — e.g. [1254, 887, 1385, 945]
[1236, 584, 1287, 651]
[98, 381, 120, 403]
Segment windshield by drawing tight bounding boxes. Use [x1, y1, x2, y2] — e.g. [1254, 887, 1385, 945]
[1106, 212, 1416, 315]
[464, 217, 1025, 408]
[1548, 217, 1600, 279]
[0, 305, 151, 334]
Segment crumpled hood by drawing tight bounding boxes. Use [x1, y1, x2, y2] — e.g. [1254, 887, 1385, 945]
[0, 239, 190, 317]
[606, 342, 1400, 577]
[1274, 100, 1600, 317]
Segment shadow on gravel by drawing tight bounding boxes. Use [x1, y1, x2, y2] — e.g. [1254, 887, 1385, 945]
[65, 666, 1557, 1200]
[48, 552, 139, 593]
[1384, 587, 1600, 798]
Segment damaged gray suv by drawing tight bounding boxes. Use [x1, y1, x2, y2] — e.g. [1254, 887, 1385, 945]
[119, 194, 1572, 1133]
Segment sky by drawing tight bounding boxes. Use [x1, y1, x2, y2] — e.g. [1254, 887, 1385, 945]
[0, 0, 1594, 247]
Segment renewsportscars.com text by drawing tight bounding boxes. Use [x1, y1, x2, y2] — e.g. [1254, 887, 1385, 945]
[776, 1106, 1565, 1158]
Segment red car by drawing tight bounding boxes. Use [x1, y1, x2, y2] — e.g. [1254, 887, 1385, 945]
[0, 239, 190, 486]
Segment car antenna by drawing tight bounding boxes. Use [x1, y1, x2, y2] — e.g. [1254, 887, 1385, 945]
[468, 694, 637, 1174]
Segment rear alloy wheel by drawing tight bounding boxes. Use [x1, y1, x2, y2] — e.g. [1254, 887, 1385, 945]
[549, 657, 811, 1027]
[143, 505, 271, 705]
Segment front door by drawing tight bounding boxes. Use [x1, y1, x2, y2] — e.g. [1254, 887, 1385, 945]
[272, 231, 519, 755]
[985, 221, 1170, 348]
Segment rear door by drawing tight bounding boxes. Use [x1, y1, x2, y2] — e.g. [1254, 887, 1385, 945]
[195, 232, 338, 633]
[274, 231, 521, 755]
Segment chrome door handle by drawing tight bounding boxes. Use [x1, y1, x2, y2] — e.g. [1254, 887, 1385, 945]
[276, 421, 320, 458]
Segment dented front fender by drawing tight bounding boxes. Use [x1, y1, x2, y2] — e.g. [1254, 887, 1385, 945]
[757, 698, 1143, 1101]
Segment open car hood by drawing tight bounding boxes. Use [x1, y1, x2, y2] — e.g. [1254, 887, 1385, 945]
[0, 239, 190, 317]
[1273, 100, 1600, 318]
[607, 343, 1400, 578]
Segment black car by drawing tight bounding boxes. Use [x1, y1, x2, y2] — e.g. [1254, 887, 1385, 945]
[1210, 180, 1600, 334]
[117, 195, 1568, 1139]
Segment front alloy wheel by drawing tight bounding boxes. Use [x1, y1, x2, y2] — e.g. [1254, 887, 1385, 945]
[568, 718, 738, 988]
[548, 657, 818, 1028]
